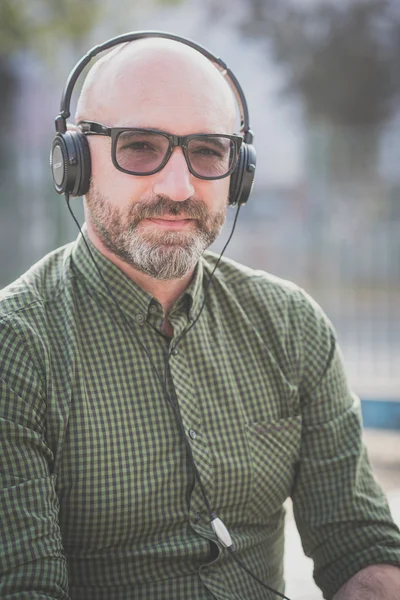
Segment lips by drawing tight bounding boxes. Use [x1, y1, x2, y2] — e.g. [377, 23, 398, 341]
[151, 217, 192, 221]
[147, 217, 194, 228]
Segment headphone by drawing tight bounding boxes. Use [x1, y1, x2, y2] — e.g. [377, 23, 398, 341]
[50, 30, 256, 206]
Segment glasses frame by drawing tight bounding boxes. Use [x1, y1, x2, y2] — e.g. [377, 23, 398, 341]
[78, 120, 243, 180]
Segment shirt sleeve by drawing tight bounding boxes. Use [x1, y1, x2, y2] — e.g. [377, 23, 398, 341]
[290, 289, 400, 600]
[0, 316, 69, 599]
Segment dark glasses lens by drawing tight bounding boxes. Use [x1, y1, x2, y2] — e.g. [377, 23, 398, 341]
[116, 130, 170, 174]
[114, 130, 238, 179]
[187, 136, 235, 178]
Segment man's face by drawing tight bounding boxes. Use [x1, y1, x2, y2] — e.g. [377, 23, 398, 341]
[83, 54, 234, 281]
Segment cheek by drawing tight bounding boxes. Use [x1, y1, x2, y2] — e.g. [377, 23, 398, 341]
[88, 140, 115, 190]
[198, 178, 231, 210]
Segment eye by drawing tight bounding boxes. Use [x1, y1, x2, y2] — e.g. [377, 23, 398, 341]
[116, 131, 168, 155]
[192, 146, 224, 158]
[188, 137, 231, 161]
[121, 141, 158, 153]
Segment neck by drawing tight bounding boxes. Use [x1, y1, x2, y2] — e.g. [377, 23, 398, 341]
[86, 225, 194, 315]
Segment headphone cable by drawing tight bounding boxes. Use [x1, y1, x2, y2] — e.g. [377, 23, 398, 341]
[65, 194, 292, 600]
[169, 202, 242, 355]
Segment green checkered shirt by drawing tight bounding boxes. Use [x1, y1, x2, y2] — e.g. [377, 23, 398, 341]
[1, 228, 400, 600]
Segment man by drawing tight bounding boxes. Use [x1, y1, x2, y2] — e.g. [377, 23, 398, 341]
[1, 34, 399, 600]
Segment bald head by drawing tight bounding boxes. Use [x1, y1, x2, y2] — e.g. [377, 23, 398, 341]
[75, 38, 237, 133]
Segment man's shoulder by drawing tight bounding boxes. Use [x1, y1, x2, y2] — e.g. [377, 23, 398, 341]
[0, 242, 75, 322]
[201, 250, 330, 328]
[202, 251, 302, 301]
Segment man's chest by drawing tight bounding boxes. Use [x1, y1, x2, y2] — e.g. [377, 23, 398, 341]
[52, 320, 302, 551]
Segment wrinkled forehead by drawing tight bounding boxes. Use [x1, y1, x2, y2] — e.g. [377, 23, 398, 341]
[76, 39, 237, 133]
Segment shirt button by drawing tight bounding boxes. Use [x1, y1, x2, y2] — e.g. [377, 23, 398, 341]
[149, 305, 158, 314]
[193, 511, 200, 523]
[200, 567, 210, 577]
[171, 348, 179, 356]
[189, 429, 197, 440]
[135, 313, 145, 324]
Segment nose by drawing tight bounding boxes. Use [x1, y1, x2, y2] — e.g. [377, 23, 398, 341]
[152, 147, 195, 201]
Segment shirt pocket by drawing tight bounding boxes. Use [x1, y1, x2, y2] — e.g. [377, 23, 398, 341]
[244, 415, 302, 518]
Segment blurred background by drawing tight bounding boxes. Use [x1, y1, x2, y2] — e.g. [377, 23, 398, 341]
[1, 0, 399, 597]
[2, 0, 399, 422]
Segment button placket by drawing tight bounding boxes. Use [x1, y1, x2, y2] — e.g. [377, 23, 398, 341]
[168, 346, 214, 495]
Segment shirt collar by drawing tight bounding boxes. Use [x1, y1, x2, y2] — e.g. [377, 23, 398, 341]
[70, 224, 205, 320]
[181, 255, 204, 320]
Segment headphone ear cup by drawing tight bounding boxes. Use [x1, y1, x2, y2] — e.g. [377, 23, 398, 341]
[228, 143, 256, 207]
[229, 146, 245, 206]
[50, 131, 91, 197]
[75, 134, 91, 197]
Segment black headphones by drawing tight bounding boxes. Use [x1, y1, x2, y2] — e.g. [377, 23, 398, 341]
[50, 30, 256, 206]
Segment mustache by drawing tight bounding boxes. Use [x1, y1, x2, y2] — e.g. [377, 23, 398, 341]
[127, 195, 211, 226]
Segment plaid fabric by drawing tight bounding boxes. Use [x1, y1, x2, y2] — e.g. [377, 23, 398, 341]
[1, 227, 399, 600]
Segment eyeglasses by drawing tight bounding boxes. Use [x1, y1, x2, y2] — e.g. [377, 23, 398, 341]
[78, 121, 243, 180]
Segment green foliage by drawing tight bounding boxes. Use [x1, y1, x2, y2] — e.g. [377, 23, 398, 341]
[0, 0, 184, 60]
[0, 0, 104, 58]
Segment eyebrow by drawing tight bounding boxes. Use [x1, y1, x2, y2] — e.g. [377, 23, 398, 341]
[190, 137, 229, 151]
[115, 127, 231, 146]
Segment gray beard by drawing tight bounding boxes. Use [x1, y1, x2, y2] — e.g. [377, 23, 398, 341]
[118, 225, 219, 280]
[86, 190, 226, 280]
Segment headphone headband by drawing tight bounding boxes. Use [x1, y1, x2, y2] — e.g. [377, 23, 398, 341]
[51, 30, 256, 205]
[55, 30, 253, 144]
